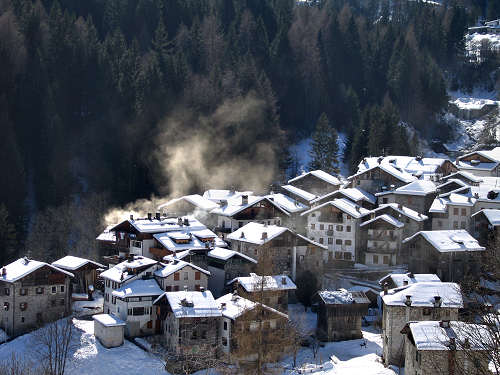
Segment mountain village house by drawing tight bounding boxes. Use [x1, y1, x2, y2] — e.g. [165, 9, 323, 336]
[402, 230, 485, 282]
[471, 208, 500, 246]
[375, 180, 438, 215]
[380, 281, 463, 366]
[153, 259, 210, 292]
[0, 258, 73, 338]
[227, 222, 325, 278]
[228, 274, 297, 313]
[315, 289, 370, 341]
[52, 255, 105, 294]
[455, 147, 500, 177]
[310, 187, 377, 210]
[367, 203, 428, 239]
[379, 272, 441, 290]
[302, 198, 371, 266]
[280, 184, 317, 207]
[287, 170, 341, 195]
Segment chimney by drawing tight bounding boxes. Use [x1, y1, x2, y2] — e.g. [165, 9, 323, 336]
[240, 231, 245, 239]
[184, 218, 189, 226]
[1, 267, 6, 277]
[261, 232, 268, 240]
[383, 282, 389, 295]
[147, 213, 152, 221]
[433, 296, 442, 308]
[407, 272, 414, 278]
[184, 285, 188, 292]
[281, 276, 287, 285]
[404, 295, 412, 306]
[232, 290, 238, 301]
[403, 280, 409, 286]
[130, 214, 134, 221]
[440, 320, 450, 328]
[155, 212, 161, 220]
[23, 257, 29, 265]
[173, 259, 179, 265]
[221, 302, 226, 309]
[178, 217, 183, 226]
[242, 195, 248, 205]
[200, 286, 205, 293]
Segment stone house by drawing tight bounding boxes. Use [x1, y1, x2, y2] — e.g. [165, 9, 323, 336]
[227, 222, 325, 279]
[348, 163, 417, 194]
[375, 180, 438, 216]
[0, 258, 73, 338]
[265, 192, 309, 232]
[402, 320, 491, 375]
[379, 272, 441, 290]
[153, 259, 210, 292]
[430, 193, 476, 231]
[52, 255, 105, 294]
[471, 208, 500, 246]
[315, 289, 369, 341]
[310, 187, 377, 210]
[100, 256, 162, 315]
[216, 292, 289, 362]
[280, 184, 317, 207]
[359, 214, 404, 267]
[455, 147, 500, 177]
[154, 290, 221, 357]
[301, 198, 371, 266]
[401, 230, 485, 282]
[287, 170, 341, 195]
[380, 281, 463, 366]
[227, 274, 297, 313]
[206, 247, 257, 298]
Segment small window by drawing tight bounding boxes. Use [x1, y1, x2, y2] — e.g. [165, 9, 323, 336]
[112, 296, 116, 304]
[222, 337, 228, 346]
[437, 220, 443, 227]
[311, 213, 316, 217]
[59, 299, 65, 306]
[343, 252, 352, 260]
[51, 286, 57, 294]
[20, 302, 27, 311]
[19, 288, 27, 296]
[453, 221, 458, 229]
[453, 208, 459, 215]
[36, 287, 44, 294]
[336, 225, 343, 231]
[423, 308, 431, 315]
[195, 284, 200, 291]
[60, 285, 65, 293]
[4, 288, 9, 296]
[335, 252, 342, 259]
[174, 273, 180, 281]
[319, 224, 324, 230]
[319, 238, 324, 244]
[460, 221, 466, 229]
[328, 238, 333, 244]
[346, 226, 351, 232]
[382, 198, 388, 204]
[21, 317, 25, 323]
[147, 320, 153, 329]
[345, 240, 352, 246]
[183, 272, 189, 281]
[373, 255, 379, 264]
[195, 272, 201, 280]
[174, 285, 179, 291]
[224, 321, 228, 330]
[335, 239, 342, 245]
[166, 286, 172, 292]
[3, 302, 9, 311]
[311, 224, 315, 230]
[51, 300, 56, 307]
[328, 225, 333, 230]
[461, 208, 466, 216]
[383, 256, 390, 264]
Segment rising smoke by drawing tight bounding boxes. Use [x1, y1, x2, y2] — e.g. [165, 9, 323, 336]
[103, 92, 284, 225]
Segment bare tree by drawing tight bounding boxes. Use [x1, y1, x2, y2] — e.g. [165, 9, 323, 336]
[0, 353, 40, 375]
[33, 318, 74, 375]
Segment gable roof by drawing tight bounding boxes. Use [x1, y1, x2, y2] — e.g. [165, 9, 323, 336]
[210, 195, 290, 217]
[471, 209, 500, 225]
[301, 198, 371, 218]
[157, 194, 219, 211]
[0, 258, 74, 283]
[281, 185, 317, 202]
[160, 290, 221, 318]
[456, 147, 500, 171]
[202, 189, 253, 203]
[265, 193, 309, 213]
[227, 222, 288, 245]
[112, 278, 163, 298]
[360, 214, 404, 228]
[355, 156, 453, 178]
[288, 170, 341, 186]
[153, 228, 226, 252]
[207, 247, 257, 263]
[381, 282, 463, 308]
[393, 180, 438, 196]
[216, 293, 288, 320]
[52, 256, 105, 271]
[379, 272, 441, 288]
[441, 171, 483, 183]
[402, 230, 485, 253]
[317, 289, 370, 305]
[228, 274, 297, 292]
[373, 203, 428, 221]
[110, 216, 206, 234]
[436, 179, 470, 191]
[311, 187, 376, 205]
[99, 256, 158, 283]
[154, 260, 210, 278]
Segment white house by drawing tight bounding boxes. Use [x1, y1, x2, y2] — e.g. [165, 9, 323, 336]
[153, 259, 210, 292]
[455, 147, 500, 176]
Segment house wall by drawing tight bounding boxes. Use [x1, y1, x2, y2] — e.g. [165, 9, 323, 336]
[0, 271, 71, 337]
[289, 175, 339, 195]
[382, 304, 458, 366]
[114, 296, 156, 337]
[351, 168, 407, 194]
[154, 265, 208, 292]
[217, 216, 282, 233]
[316, 303, 366, 341]
[361, 221, 402, 267]
[94, 320, 124, 348]
[432, 204, 472, 231]
[208, 258, 255, 298]
[237, 287, 289, 313]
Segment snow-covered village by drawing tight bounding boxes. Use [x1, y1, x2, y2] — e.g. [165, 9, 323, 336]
[1, 0, 500, 375]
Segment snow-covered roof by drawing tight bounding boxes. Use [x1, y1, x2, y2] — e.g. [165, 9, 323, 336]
[392, 180, 438, 196]
[408, 321, 491, 351]
[318, 289, 355, 304]
[471, 209, 500, 225]
[202, 189, 253, 203]
[216, 293, 288, 320]
[154, 259, 210, 278]
[373, 203, 428, 221]
[265, 193, 309, 213]
[0, 258, 74, 283]
[110, 216, 206, 234]
[429, 193, 475, 213]
[301, 198, 371, 218]
[402, 230, 485, 253]
[112, 278, 163, 298]
[360, 214, 404, 228]
[163, 250, 191, 262]
[52, 256, 105, 271]
[311, 188, 376, 205]
[349, 162, 417, 183]
[96, 225, 117, 242]
[288, 170, 341, 186]
[157, 194, 219, 211]
[281, 185, 317, 202]
[207, 247, 257, 263]
[100, 256, 158, 283]
[93, 314, 126, 327]
[436, 179, 469, 190]
[381, 282, 463, 308]
[379, 273, 441, 288]
[227, 222, 288, 245]
[457, 147, 500, 171]
[153, 228, 226, 252]
[0, 328, 8, 343]
[161, 290, 221, 318]
[442, 171, 483, 183]
[450, 97, 497, 111]
[228, 274, 297, 292]
[210, 195, 289, 217]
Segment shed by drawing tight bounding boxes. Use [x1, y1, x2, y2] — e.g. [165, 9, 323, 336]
[93, 314, 126, 348]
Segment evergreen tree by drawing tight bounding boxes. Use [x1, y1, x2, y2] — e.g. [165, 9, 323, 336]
[308, 113, 339, 174]
[0, 204, 17, 265]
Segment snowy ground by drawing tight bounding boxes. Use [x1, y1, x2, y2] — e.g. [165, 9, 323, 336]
[0, 304, 396, 375]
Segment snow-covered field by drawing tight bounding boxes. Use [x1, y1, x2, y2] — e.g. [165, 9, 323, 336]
[0, 304, 396, 375]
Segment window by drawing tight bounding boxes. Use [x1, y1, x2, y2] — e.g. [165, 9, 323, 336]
[461, 221, 466, 229]
[174, 272, 180, 281]
[21, 317, 25, 323]
[112, 296, 116, 304]
[3, 302, 9, 311]
[310, 224, 315, 230]
[319, 238, 324, 244]
[36, 287, 44, 294]
[319, 224, 324, 230]
[357, 180, 360, 185]
[20, 302, 27, 311]
[19, 288, 27, 296]
[346, 226, 351, 232]
[183, 272, 188, 281]
[224, 321, 228, 330]
[382, 198, 388, 204]
[453, 221, 458, 229]
[147, 320, 152, 329]
[174, 285, 179, 291]
[52, 286, 57, 294]
[238, 221, 243, 228]
[343, 252, 352, 260]
[336, 225, 343, 231]
[60, 285, 65, 293]
[195, 272, 201, 280]
[461, 208, 466, 216]
[311, 213, 315, 217]
[383, 256, 390, 265]
[222, 337, 227, 346]
[328, 238, 333, 244]
[335, 251, 342, 259]
[423, 308, 431, 316]
[328, 225, 333, 230]
[335, 239, 342, 245]
[4, 288, 9, 296]
[132, 307, 145, 316]
[373, 255, 379, 264]
[453, 208, 459, 215]
[345, 240, 352, 246]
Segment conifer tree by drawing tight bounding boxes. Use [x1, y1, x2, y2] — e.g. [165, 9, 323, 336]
[308, 113, 339, 174]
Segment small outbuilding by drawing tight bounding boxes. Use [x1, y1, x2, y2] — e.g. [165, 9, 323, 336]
[52, 256, 105, 294]
[93, 314, 126, 348]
